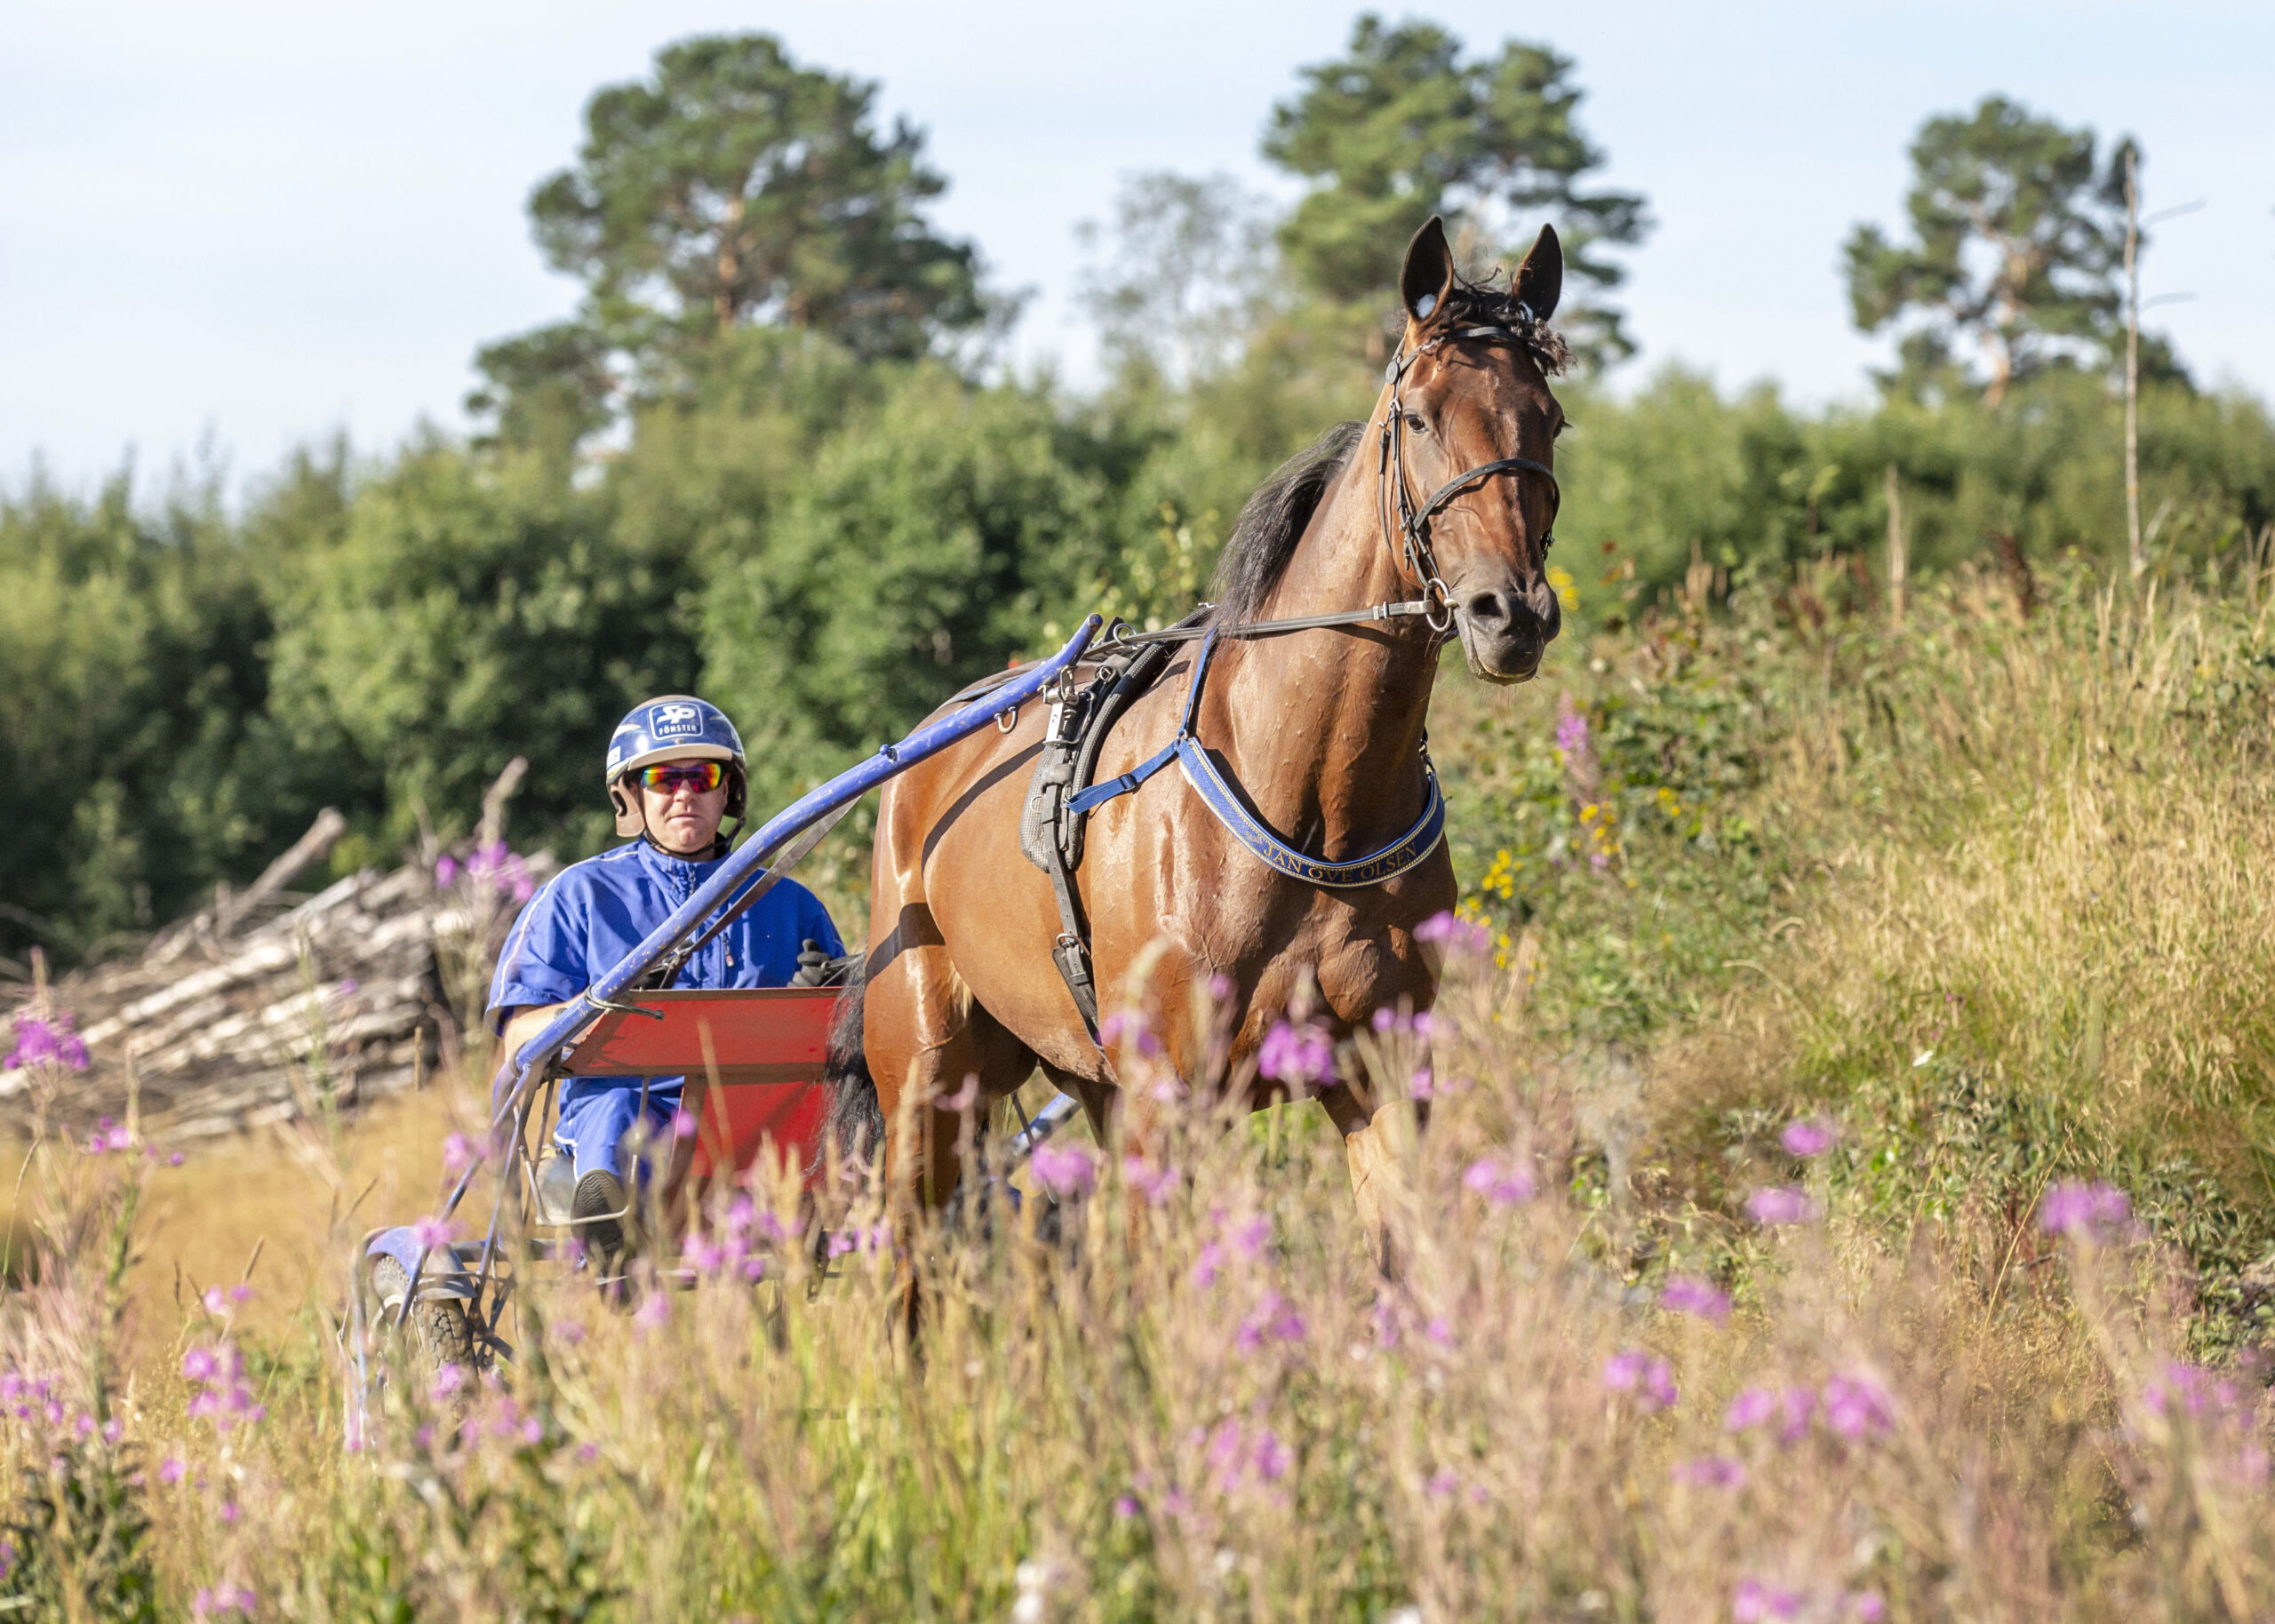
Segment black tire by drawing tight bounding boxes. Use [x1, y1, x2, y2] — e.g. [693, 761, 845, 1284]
[369, 1255, 479, 1376]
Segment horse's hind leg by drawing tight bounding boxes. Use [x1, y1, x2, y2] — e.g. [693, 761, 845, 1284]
[865, 914, 1034, 1211]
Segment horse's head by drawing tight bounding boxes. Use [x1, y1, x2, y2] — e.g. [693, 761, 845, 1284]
[1384, 217, 1568, 684]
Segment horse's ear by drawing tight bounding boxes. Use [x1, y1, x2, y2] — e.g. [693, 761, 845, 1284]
[1513, 223, 1562, 322]
[1400, 216, 1456, 327]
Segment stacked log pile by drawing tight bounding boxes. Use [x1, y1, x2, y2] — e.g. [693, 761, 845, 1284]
[2, 786, 552, 1142]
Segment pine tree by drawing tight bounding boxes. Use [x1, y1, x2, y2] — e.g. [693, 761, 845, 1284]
[1262, 14, 1646, 367]
[1845, 96, 2142, 405]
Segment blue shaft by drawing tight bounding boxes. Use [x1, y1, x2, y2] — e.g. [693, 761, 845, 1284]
[465, 615, 1103, 1200]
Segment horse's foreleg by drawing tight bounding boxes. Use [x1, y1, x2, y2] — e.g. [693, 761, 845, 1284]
[1321, 1080, 1417, 1276]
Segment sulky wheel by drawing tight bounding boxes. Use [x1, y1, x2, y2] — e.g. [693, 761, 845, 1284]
[368, 1254, 479, 1377]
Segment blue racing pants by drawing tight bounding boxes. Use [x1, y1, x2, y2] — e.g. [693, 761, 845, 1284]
[554, 1075, 682, 1184]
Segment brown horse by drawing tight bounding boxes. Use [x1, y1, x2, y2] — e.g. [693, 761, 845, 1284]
[827, 217, 1569, 1247]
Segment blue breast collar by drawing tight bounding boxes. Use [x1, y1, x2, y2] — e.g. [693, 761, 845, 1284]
[1066, 626, 1446, 888]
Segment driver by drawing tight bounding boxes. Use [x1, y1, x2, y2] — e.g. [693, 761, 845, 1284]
[487, 696, 842, 1260]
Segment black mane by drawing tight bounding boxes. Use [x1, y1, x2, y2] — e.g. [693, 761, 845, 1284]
[1206, 419, 1368, 626]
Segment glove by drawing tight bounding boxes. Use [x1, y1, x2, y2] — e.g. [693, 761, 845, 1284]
[790, 939, 832, 987]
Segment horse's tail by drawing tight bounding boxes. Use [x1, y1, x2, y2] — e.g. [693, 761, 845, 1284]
[821, 956, 882, 1164]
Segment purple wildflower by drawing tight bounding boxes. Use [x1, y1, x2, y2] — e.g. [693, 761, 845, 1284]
[159, 1456, 186, 1485]
[1780, 1118, 1836, 1158]
[1030, 1142, 1097, 1198]
[1251, 1429, 1292, 1480]
[409, 1214, 455, 1251]
[1114, 1494, 1140, 1518]
[2037, 1180, 2132, 1238]
[2144, 1360, 2241, 1419]
[1256, 1019, 1334, 1087]
[1462, 1157, 1536, 1206]
[1425, 1468, 1459, 1497]
[1670, 1454, 1748, 1489]
[633, 1292, 670, 1333]
[1602, 1349, 1677, 1410]
[1554, 706, 1591, 761]
[181, 1346, 220, 1383]
[441, 1133, 478, 1174]
[1746, 1185, 1816, 1226]
[1823, 1371, 1896, 1440]
[1190, 1242, 1224, 1289]
[1226, 1213, 1272, 1260]
[1659, 1275, 1731, 1326]
[671, 1108, 698, 1139]
[1122, 1156, 1180, 1206]
[1733, 1579, 1803, 1621]
[4, 1010, 91, 1072]
[1413, 911, 1492, 954]
[1849, 1591, 1887, 1620]
[1725, 1387, 1776, 1431]
[1236, 1290, 1308, 1349]
[435, 855, 459, 887]
[1095, 1009, 1161, 1055]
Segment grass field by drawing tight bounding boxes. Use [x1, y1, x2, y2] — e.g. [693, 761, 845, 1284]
[6, 557, 2275, 1620]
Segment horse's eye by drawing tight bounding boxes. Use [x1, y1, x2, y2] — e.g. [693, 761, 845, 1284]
[1403, 412, 1426, 434]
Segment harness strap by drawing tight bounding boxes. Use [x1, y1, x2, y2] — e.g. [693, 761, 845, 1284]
[1065, 626, 1446, 887]
[1066, 626, 1222, 818]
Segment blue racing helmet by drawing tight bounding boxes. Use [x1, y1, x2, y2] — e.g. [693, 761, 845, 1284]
[606, 696, 748, 839]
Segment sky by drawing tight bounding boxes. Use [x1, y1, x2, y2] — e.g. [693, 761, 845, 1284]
[4, 0, 2270, 494]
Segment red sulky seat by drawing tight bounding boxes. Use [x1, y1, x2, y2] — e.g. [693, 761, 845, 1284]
[555, 987, 837, 1184]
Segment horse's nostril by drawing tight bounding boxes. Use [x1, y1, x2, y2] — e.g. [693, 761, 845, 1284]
[1466, 590, 1512, 631]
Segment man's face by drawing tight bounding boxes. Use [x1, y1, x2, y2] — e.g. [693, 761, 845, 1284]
[637, 755, 730, 856]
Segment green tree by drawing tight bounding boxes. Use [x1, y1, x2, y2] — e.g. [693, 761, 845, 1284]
[475, 33, 985, 442]
[699, 367, 1109, 808]
[1262, 14, 1646, 366]
[266, 444, 699, 855]
[1845, 96, 2147, 406]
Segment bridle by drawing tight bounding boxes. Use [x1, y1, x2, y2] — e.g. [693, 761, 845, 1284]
[1377, 321, 1562, 634]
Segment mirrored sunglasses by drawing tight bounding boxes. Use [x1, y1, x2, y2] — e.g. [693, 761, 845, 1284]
[636, 760, 725, 794]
